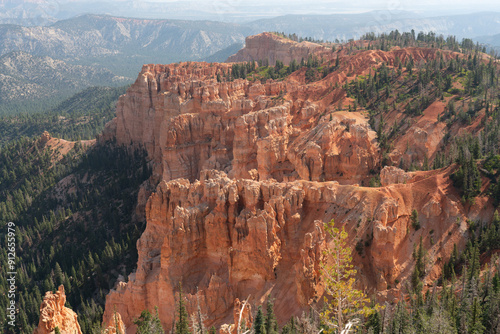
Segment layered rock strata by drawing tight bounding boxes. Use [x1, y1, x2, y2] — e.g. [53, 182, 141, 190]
[103, 166, 477, 330]
[106, 61, 379, 186]
[227, 32, 329, 65]
[101, 42, 493, 332]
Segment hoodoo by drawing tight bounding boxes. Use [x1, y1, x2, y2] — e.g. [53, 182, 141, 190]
[33, 286, 82, 334]
[98, 33, 496, 332]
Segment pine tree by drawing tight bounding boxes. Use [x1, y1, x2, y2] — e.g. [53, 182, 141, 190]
[411, 209, 420, 230]
[265, 298, 278, 334]
[281, 317, 297, 334]
[176, 284, 191, 334]
[253, 306, 267, 334]
[54, 262, 64, 287]
[411, 237, 427, 307]
[466, 245, 481, 282]
[133, 307, 164, 334]
[364, 309, 381, 334]
[468, 296, 485, 333]
[389, 302, 413, 333]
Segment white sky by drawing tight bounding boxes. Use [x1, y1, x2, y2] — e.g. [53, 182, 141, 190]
[57, 0, 500, 14]
[15, 0, 500, 20]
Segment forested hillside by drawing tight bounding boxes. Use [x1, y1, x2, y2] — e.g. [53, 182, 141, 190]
[0, 86, 127, 145]
[0, 139, 150, 333]
[0, 85, 141, 333]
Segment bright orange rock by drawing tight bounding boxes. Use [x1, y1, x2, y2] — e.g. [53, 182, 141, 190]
[102, 166, 488, 331]
[100, 34, 495, 333]
[33, 286, 82, 334]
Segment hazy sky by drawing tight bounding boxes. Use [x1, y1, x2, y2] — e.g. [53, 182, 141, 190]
[61, 0, 499, 15]
[8, 0, 500, 22]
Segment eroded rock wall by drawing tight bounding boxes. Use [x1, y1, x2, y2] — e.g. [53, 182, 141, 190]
[100, 41, 493, 333]
[103, 167, 477, 331]
[105, 62, 379, 185]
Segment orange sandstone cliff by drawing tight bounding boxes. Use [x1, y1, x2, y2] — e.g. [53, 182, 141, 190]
[100, 34, 495, 332]
[227, 32, 329, 65]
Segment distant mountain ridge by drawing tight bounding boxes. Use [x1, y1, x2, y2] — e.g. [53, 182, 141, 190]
[475, 33, 500, 53]
[0, 14, 251, 77]
[0, 14, 250, 114]
[246, 11, 500, 41]
[2, 0, 500, 25]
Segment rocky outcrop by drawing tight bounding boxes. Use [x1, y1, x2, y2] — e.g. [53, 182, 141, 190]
[380, 166, 410, 186]
[227, 32, 329, 65]
[105, 61, 379, 186]
[37, 132, 95, 165]
[103, 166, 475, 330]
[33, 286, 82, 334]
[39, 131, 51, 145]
[102, 170, 326, 330]
[100, 40, 494, 332]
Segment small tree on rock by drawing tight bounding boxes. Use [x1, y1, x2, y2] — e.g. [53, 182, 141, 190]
[320, 220, 373, 333]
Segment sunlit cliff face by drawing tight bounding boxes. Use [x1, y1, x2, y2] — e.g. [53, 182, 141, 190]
[96, 33, 494, 332]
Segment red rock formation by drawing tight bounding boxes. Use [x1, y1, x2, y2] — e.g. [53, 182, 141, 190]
[103, 166, 487, 330]
[227, 32, 329, 65]
[105, 61, 379, 186]
[38, 131, 95, 164]
[103, 170, 326, 331]
[380, 166, 410, 186]
[101, 35, 494, 332]
[33, 286, 82, 334]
